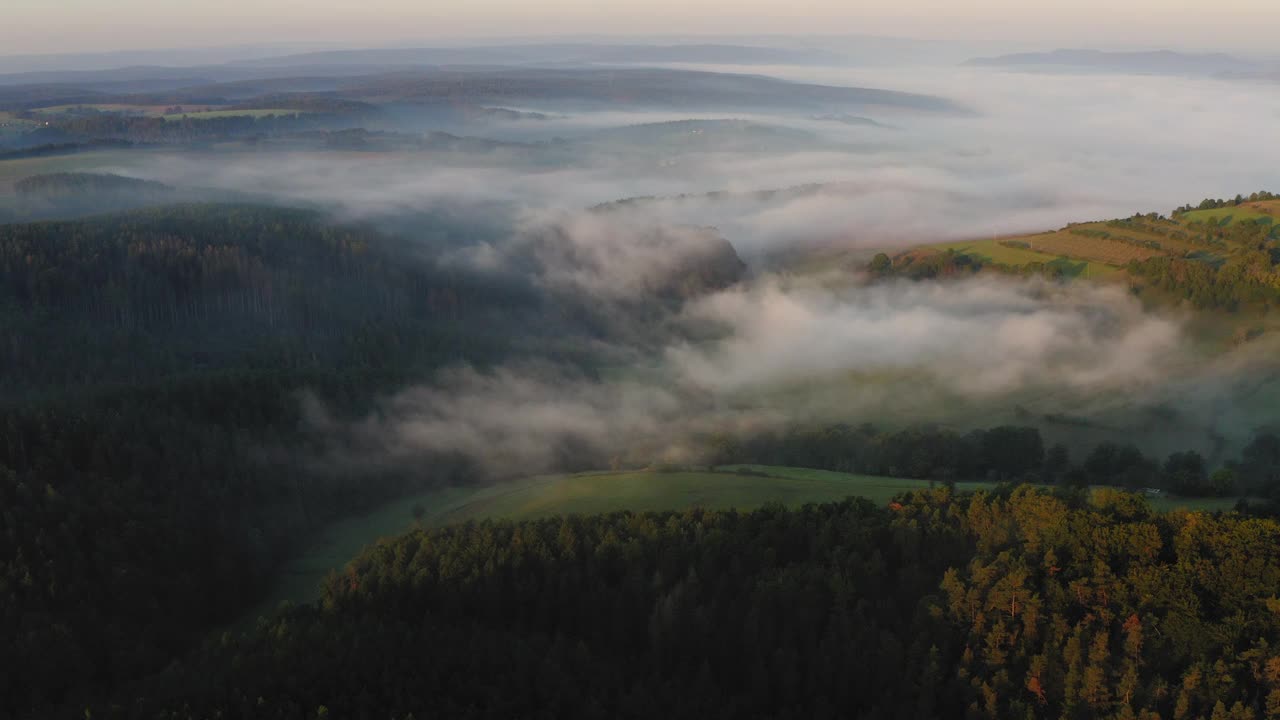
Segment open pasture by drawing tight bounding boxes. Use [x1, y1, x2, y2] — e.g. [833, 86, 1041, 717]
[927, 236, 1118, 276]
[241, 464, 1238, 624]
[1180, 203, 1279, 226]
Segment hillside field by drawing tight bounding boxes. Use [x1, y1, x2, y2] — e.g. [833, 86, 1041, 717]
[238, 465, 1241, 627]
[913, 199, 1279, 277]
[926, 237, 1119, 277]
[1179, 200, 1280, 225]
[0, 150, 149, 190]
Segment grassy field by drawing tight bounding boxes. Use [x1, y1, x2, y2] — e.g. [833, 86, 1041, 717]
[235, 465, 1240, 629]
[927, 237, 1119, 277]
[1179, 201, 1279, 226]
[905, 200, 1280, 285]
[0, 150, 148, 191]
[1023, 229, 1163, 265]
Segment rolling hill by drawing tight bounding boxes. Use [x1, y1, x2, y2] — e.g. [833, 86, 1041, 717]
[965, 48, 1262, 76]
[244, 463, 1242, 624]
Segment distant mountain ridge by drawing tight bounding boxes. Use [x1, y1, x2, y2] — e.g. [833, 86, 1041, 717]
[965, 48, 1262, 75]
[0, 43, 843, 88]
[230, 43, 846, 68]
[0, 66, 965, 115]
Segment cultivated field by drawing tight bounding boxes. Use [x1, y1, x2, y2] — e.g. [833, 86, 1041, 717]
[927, 237, 1118, 277]
[1017, 229, 1163, 265]
[910, 200, 1278, 282]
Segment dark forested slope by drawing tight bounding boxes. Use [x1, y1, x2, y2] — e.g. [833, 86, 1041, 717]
[0, 203, 539, 716]
[0, 201, 749, 718]
[0, 203, 538, 394]
[143, 488, 1280, 720]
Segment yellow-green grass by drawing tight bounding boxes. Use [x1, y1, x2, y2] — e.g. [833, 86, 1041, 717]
[1180, 203, 1279, 226]
[162, 108, 310, 121]
[930, 237, 1063, 265]
[928, 237, 1120, 277]
[237, 467, 993, 625]
[1018, 231, 1162, 266]
[913, 200, 1280, 279]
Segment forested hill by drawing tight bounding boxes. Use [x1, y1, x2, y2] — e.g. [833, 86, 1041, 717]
[0, 203, 536, 395]
[0, 201, 753, 718]
[142, 488, 1280, 719]
[0, 203, 545, 717]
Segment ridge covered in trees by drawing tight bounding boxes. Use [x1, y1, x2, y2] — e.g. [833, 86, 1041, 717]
[0, 201, 752, 717]
[0, 203, 544, 716]
[137, 489, 1280, 719]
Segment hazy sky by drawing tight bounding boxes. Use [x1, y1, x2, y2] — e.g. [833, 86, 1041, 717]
[6, 0, 1280, 56]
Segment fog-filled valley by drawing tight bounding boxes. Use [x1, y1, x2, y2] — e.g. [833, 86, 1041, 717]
[5, 33, 1280, 719]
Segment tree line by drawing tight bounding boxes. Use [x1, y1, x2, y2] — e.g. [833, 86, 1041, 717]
[711, 423, 1280, 502]
[1173, 191, 1279, 215]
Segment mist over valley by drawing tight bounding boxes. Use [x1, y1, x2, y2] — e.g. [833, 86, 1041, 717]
[4, 24, 1280, 719]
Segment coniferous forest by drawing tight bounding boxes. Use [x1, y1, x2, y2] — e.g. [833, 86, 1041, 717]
[140, 490, 1280, 720]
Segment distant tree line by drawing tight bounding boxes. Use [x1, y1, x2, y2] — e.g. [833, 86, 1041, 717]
[1174, 190, 1278, 216]
[1126, 248, 1279, 310]
[39, 112, 353, 144]
[867, 249, 1086, 281]
[711, 422, 1280, 502]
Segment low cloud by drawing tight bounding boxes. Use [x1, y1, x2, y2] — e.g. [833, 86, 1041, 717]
[668, 276, 1184, 396]
[87, 64, 1280, 470]
[308, 274, 1205, 476]
[450, 209, 743, 300]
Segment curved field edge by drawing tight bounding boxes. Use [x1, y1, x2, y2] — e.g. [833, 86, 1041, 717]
[236, 466, 1241, 628]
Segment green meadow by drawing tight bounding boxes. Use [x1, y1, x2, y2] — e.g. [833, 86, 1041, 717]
[238, 465, 1240, 628]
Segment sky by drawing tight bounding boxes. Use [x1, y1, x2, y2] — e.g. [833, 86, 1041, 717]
[5, 0, 1280, 56]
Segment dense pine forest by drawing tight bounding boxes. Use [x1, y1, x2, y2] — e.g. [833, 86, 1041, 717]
[0, 203, 542, 716]
[0, 200, 754, 717]
[134, 489, 1280, 719]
